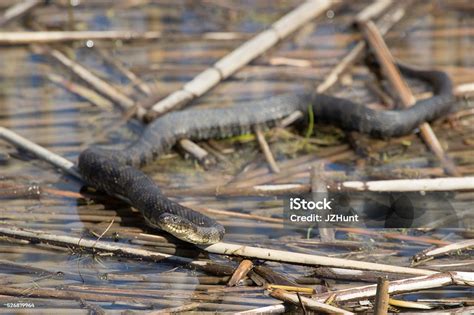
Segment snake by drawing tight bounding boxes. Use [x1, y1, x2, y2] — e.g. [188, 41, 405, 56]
[78, 62, 455, 245]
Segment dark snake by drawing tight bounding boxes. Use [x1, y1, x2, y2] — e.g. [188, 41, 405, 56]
[78, 63, 455, 245]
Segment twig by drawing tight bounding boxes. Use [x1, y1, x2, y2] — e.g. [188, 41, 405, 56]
[203, 242, 436, 276]
[0, 127, 81, 179]
[278, 110, 304, 128]
[374, 277, 389, 315]
[296, 292, 308, 315]
[177, 139, 213, 167]
[328, 176, 474, 191]
[0, 30, 247, 44]
[227, 260, 253, 287]
[412, 239, 474, 263]
[267, 285, 314, 294]
[269, 289, 354, 315]
[358, 20, 460, 176]
[144, 0, 333, 120]
[92, 217, 116, 248]
[0, 30, 162, 44]
[254, 125, 280, 173]
[0, 0, 43, 27]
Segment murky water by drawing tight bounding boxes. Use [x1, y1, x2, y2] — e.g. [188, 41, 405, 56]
[0, 0, 473, 313]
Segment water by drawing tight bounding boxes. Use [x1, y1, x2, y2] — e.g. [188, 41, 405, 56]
[0, 0, 473, 313]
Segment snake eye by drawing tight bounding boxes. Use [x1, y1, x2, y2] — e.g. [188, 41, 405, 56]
[168, 216, 179, 224]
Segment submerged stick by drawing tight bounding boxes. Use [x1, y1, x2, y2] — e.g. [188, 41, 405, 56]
[145, 0, 333, 120]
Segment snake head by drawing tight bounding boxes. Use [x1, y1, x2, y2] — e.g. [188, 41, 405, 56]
[157, 213, 224, 245]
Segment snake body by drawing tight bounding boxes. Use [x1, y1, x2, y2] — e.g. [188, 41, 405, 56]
[78, 63, 454, 245]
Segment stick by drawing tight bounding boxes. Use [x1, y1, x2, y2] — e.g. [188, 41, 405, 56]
[204, 242, 436, 276]
[0, 127, 81, 179]
[255, 125, 280, 173]
[0, 30, 162, 44]
[177, 139, 213, 166]
[373, 277, 389, 315]
[329, 176, 474, 192]
[227, 260, 253, 287]
[0, 0, 43, 27]
[144, 0, 333, 120]
[269, 289, 354, 315]
[413, 239, 474, 263]
[0, 30, 247, 45]
[358, 20, 460, 176]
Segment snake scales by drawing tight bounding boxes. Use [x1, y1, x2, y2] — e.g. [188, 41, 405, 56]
[78, 63, 455, 245]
